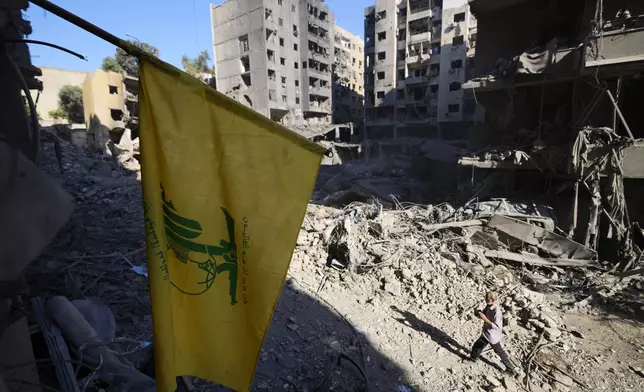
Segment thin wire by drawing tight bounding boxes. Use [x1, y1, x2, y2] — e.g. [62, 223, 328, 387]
[3, 39, 86, 60]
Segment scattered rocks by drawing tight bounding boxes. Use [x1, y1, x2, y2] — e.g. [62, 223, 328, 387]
[544, 327, 562, 340]
[485, 374, 502, 387]
[384, 280, 402, 296]
[503, 375, 518, 391]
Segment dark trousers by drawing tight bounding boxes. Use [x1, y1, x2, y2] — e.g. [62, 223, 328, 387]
[470, 336, 514, 370]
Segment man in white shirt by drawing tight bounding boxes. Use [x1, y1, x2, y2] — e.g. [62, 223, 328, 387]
[470, 291, 516, 375]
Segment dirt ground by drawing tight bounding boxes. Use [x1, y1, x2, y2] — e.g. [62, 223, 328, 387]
[27, 142, 644, 392]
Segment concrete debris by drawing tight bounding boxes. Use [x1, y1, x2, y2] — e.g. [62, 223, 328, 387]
[486, 214, 596, 260]
[105, 128, 141, 173]
[502, 375, 518, 392]
[28, 138, 644, 392]
[485, 374, 502, 387]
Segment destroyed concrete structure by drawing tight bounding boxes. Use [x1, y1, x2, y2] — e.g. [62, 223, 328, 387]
[211, 0, 349, 133]
[363, 0, 482, 140]
[83, 69, 139, 149]
[332, 26, 364, 126]
[459, 0, 644, 266]
[36, 67, 88, 126]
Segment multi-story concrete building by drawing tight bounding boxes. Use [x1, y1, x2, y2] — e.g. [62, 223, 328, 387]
[332, 26, 365, 125]
[211, 0, 335, 130]
[363, 0, 479, 139]
[461, 0, 644, 259]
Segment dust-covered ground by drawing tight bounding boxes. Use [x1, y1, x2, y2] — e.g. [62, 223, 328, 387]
[27, 141, 644, 392]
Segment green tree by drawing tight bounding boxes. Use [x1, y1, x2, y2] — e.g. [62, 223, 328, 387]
[101, 56, 123, 73]
[181, 50, 214, 76]
[48, 108, 67, 121]
[101, 40, 159, 76]
[58, 85, 84, 124]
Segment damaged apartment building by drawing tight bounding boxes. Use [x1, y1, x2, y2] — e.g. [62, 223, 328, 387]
[459, 0, 644, 263]
[212, 0, 362, 135]
[332, 26, 365, 127]
[364, 0, 481, 140]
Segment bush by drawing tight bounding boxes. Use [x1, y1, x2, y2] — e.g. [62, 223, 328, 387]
[58, 85, 84, 123]
[48, 108, 67, 121]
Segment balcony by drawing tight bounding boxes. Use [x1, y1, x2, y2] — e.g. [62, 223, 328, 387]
[308, 101, 331, 113]
[585, 24, 644, 67]
[408, 8, 431, 22]
[310, 51, 330, 63]
[409, 31, 431, 44]
[308, 14, 329, 28]
[309, 34, 331, 47]
[405, 96, 427, 104]
[406, 53, 430, 64]
[309, 85, 331, 97]
[406, 75, 429, 84]
[409, 1, 431, 15]
[308, 67, 331, 80]
[404, 116, 437, 125]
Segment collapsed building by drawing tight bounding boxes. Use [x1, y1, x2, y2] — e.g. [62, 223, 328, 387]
[458, 0, 644, 264]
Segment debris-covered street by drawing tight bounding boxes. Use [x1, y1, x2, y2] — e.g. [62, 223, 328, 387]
[29, 139, 644, 391]
[5, 1, 644, 391]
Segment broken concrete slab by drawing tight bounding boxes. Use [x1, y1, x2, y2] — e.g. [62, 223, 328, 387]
[468, 227, 506, 250]
[487, 214, 596, 260]
[484, 250, 597, 268]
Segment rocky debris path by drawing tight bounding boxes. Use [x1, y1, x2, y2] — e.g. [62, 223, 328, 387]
[254, 203, 644, 392]
[29, 142, 644, 391]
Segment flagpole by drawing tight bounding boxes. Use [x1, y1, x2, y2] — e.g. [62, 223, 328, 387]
[29, 0, 148, 59]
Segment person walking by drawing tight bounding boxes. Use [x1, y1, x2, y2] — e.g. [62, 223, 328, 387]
[470, 291, 517, 375]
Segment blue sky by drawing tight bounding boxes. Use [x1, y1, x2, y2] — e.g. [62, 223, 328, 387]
[25, 0, 372, 72]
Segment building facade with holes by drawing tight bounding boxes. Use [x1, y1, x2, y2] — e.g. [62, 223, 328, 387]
[363, 0, 482, 139]
[332, 26, 365, 125]
[211, 0, 338, 130]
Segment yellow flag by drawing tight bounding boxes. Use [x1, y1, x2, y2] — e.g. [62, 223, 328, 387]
[139, 58, 324, 391]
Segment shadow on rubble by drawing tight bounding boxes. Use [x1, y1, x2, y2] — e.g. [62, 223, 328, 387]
[247, 279, 413, 392]
[390, 306, 503, 373]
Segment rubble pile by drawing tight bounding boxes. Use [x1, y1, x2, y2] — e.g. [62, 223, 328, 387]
[295, 202, 574, 334]
[312, 158, 430, 207]
[26, 140, 644, 392]
[287, 199, 644, 391]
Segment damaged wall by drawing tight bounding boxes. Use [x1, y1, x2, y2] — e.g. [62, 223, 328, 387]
[472, 0, 586, 77]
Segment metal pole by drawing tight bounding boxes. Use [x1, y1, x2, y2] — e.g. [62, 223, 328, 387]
[29, 0, 147, 59]
[612, 76, 622, 134]
[606, 88, 634, 140]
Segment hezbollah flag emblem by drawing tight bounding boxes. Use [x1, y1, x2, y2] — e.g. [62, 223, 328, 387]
[139, 58, 323, 391]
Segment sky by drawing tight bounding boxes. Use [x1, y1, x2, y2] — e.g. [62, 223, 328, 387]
[25, 0, 373, 72]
